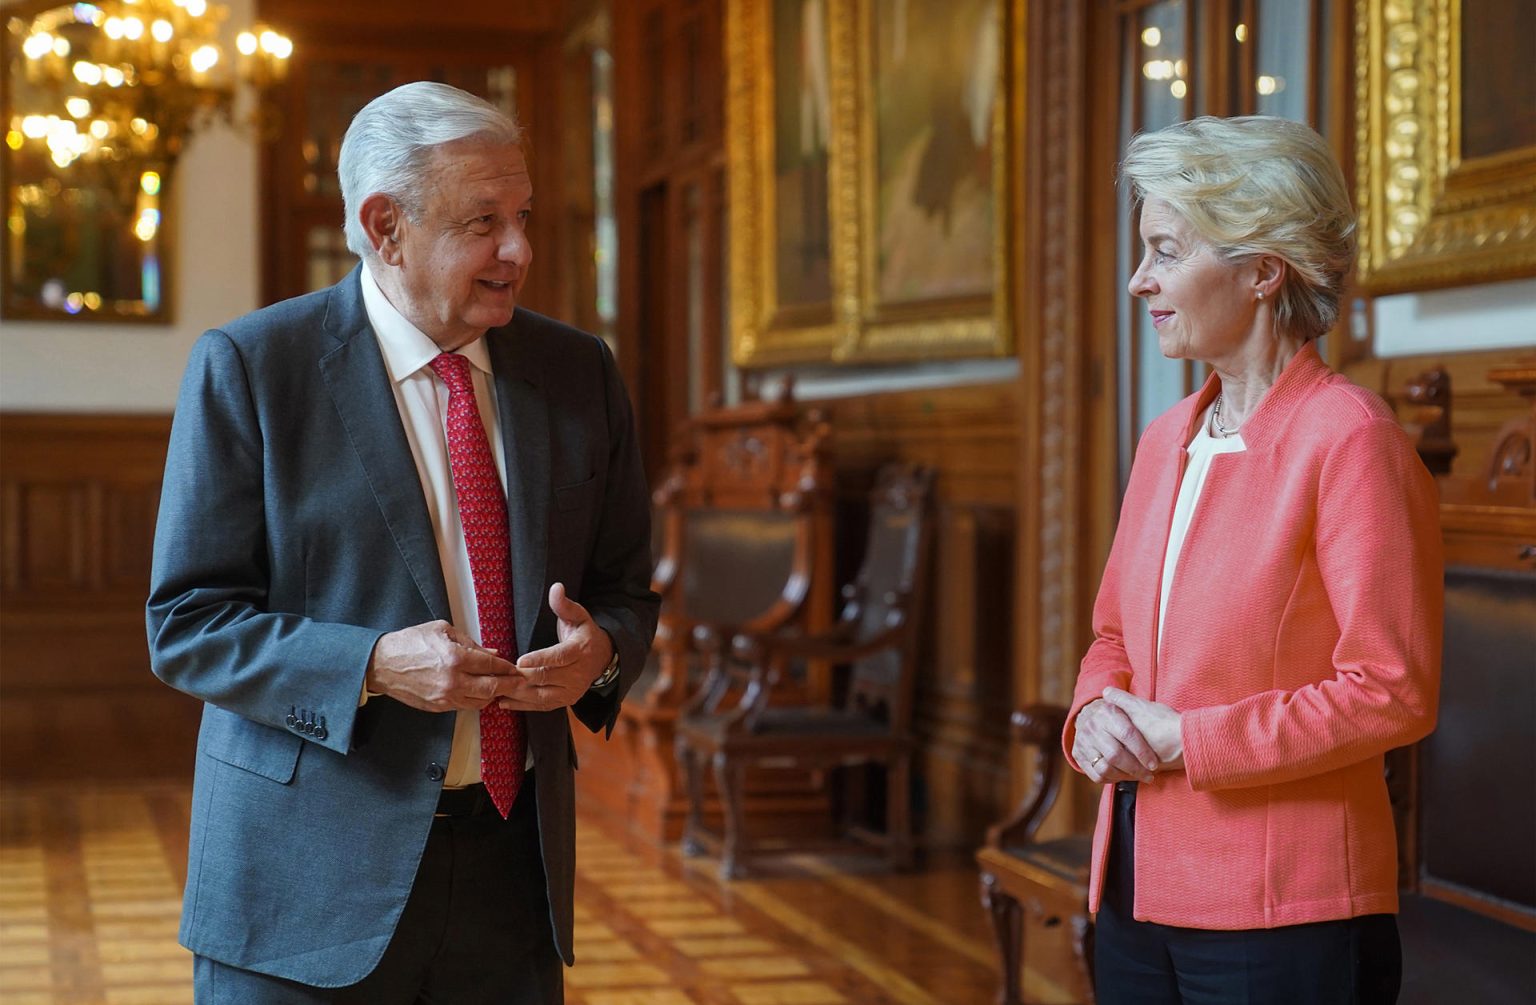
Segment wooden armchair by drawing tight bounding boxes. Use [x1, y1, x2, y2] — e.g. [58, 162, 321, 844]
[975, 705, 1095, 1005]
[571, 382, 837, 842]
[676, 463, 935, 879]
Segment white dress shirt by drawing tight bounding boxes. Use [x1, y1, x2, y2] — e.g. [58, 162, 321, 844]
[360, 263, 512, 788]
[1158, 415, 1246, 653]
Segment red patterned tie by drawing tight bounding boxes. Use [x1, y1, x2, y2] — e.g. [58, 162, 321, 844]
[429, 352, 524, 818]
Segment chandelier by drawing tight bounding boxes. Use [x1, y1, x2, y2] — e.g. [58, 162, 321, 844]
[5, 0, 292, 173]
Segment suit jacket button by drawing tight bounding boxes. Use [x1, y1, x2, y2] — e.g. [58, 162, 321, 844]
[426, 763, 445, 782]
[286, 714, 298, 728]
[314, 725, 328, 740]
[303, 722, 315, 735]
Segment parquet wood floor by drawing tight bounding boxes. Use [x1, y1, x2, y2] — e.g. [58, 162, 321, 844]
[0, 784, 1074, 1004]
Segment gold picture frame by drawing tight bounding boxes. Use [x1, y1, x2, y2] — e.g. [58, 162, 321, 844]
[728, 0, 1014, 367]
[1355, 0, 1536, 294]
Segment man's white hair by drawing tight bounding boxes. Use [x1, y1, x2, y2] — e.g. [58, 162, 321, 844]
[338, 81, 523, 259]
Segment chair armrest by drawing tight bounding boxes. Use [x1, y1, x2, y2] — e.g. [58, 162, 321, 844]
[984, 704, 1071, 850]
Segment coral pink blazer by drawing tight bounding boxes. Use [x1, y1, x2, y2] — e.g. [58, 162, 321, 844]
[1064, 344, 1442, 930]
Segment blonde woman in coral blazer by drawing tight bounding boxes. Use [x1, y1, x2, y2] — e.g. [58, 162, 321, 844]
[1065, 116, 1442, 1004]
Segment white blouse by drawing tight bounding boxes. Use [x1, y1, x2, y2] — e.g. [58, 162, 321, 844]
[1157, 415, 1247, 653]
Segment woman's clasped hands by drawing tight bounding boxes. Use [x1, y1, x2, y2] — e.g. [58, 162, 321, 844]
[1074, 687, 1186, 784]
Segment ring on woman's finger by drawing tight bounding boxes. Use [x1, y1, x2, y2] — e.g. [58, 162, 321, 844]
[1089, 754, 1103, 767]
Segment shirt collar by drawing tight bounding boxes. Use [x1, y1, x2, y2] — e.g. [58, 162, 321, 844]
[360, 262, 494, 383]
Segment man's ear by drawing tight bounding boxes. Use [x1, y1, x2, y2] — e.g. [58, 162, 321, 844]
[359, 194, 404, 266]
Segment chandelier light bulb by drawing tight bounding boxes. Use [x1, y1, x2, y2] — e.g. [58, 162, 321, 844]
[152, 19, 174, 42]
[189, 44, 220, 74]
[236, 31, 257, 55]
[23, 32, 54, 59]
[122, 16, 144, 40]
[65, 97, 92, 118]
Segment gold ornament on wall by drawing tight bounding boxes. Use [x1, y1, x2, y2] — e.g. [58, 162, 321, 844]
[727, 0, 1014, 367]
[1355, 0, 1536, 294]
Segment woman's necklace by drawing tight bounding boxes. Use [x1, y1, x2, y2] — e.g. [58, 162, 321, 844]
[1211, 392, 1240, 437]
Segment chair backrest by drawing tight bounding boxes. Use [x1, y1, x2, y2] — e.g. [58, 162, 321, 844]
[842, 464, 936, 733]
[680, 509, 803, 624]
[1421, 566, 1536, 917]
[644, 383, 834, 706]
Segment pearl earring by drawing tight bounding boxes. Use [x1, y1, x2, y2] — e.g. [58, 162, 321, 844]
[1257, 292, 1265, 301]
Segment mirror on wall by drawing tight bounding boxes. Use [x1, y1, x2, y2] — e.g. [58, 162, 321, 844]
[4, 3, 170, 322]
[3, 0, 291, 323]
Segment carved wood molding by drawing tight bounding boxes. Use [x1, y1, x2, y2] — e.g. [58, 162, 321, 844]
[1016, 0, 1088, 710]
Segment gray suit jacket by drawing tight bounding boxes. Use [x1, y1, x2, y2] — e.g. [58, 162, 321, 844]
[146, 267, 658, 987]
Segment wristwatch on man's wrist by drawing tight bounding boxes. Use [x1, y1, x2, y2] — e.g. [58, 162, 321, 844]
[589, 646, 621, 691]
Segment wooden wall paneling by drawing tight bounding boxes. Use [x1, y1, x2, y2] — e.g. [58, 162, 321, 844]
[260, 0, 559, 34]
[1012, 0, 1106, 842]
[0, 414, 200, 784]
[1346, 350, 1536, 484]
[610, 0, 730, 477]
[554, 17, 602, 339]
[814, 384, 1019, 847]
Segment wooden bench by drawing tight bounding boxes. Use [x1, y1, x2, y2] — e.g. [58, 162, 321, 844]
[975, 705, 1095, 1005]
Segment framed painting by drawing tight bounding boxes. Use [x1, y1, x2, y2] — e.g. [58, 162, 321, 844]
[1356, 0, 1536, 294]
[729, 0, 1013, 367]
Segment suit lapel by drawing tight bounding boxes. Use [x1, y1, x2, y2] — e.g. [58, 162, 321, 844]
[488, 315, 549, 655]
[318, 270, 452, 622]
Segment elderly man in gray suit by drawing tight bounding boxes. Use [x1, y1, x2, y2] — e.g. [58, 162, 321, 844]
[147, 81, 659, 1003]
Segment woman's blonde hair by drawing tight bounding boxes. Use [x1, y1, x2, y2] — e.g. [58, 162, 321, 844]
[1120, 116, 1356, 341]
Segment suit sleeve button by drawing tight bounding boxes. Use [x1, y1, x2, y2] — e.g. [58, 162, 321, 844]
[426, 763, 445, 782]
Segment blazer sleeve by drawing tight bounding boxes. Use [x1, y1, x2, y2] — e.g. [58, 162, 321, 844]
[570, 337, 661, 736]
[1181, 417, 1443, 790]
[1062, 501, 1138, 772]
[146, 330, 381, 754]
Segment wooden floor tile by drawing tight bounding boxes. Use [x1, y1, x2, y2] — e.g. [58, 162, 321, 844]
[564, 961, 672, 988]
[697, 956, 810, 979]
[669, 937, 780, 958]
[2, 781, 1010, 1004]
[729, 981, 847, 1004]
[578, 991, 700, 1005]
[575, 939, 643, 962]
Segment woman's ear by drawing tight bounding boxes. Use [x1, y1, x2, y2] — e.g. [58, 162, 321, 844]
[1253, 254, 1286, 301]
[359, 194, 404, 265]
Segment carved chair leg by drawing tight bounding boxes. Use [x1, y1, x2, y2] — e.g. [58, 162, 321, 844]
[980, 871, 1024, 1005]
[678, 739, 706, 858]
[1071, 913, 1097, 1004]
[888, 754, 914, 870]
[713, 751, 747, 880]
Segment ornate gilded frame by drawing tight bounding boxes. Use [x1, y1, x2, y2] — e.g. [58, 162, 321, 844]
[1355, 0, 1536, 294]
[728, 0, 1014, 367]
